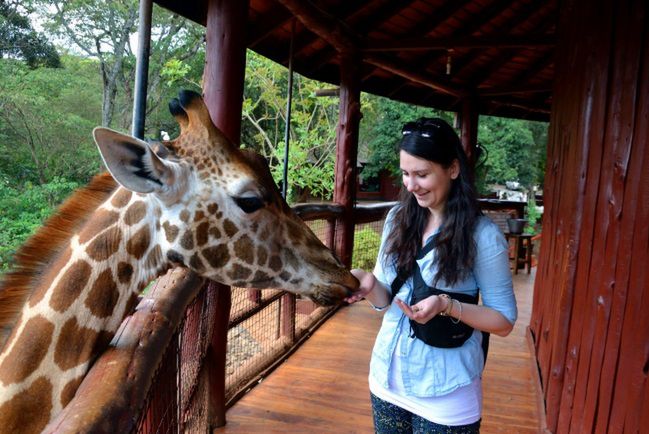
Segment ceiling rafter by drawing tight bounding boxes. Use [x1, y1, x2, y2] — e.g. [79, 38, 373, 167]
[362, 34, 555, 52]
[360, 0, 473, 81]
[299, 0, 419, 75]
[247, 7, 293, 48]
[429, 0, 556, 80]
[461, 9, 557, 88]
[414, 0, 516, 72]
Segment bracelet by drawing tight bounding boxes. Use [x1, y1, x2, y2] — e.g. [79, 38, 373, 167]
[438, 294, 453, 316]
[367, 300, 390, 311]
[450, 299, 462, 324]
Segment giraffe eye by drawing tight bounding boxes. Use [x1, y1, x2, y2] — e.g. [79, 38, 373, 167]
[233, 196, 265, 213]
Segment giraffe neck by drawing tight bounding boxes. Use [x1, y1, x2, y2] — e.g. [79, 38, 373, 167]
[0, 187, 166, 432]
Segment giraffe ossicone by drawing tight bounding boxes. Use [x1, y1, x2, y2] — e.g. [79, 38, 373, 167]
[0, 89, 359, 432]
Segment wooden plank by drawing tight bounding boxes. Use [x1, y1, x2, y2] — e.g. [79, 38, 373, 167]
[217, 271, 541, 432]
[592, 1, 644, 431]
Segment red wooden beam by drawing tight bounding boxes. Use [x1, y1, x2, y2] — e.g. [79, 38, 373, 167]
[363, 34, 556, 52]
[202, 0, 249, 428]
[333, 52, 362, 268]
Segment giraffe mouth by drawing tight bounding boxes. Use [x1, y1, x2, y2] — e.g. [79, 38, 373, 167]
[308, 281, 358, 306]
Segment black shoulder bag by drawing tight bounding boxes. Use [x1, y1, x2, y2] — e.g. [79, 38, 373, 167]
[390, 236, 491, 363]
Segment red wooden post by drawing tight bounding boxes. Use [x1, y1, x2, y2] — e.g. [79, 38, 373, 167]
[333, 51, 362, 268]
[460, 97, 479, 180]
[202, 0, 249, 428]
[280, 293, 296, 341]
[203, 0, 249, 143]
[204, 282, 231, 428]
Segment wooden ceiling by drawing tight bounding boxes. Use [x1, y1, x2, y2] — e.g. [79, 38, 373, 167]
[154, 0, 557, 121]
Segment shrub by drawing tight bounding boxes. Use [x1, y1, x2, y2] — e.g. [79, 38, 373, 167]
[351, 226, 382, 270]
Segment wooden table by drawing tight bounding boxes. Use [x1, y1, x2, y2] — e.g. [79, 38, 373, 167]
[505, 232, 533, 274]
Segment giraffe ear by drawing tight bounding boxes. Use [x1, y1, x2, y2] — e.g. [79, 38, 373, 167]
[93, 127, 177, 194]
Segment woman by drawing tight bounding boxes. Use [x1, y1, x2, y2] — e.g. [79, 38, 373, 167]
[346, 118, 517, 433]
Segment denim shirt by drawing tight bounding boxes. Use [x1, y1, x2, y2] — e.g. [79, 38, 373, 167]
[369, 206, 517, 397]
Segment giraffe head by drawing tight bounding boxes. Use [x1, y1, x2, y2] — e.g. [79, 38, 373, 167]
[93, 90, 358, 305]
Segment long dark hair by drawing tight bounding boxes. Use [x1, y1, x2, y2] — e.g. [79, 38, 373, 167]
[384, 118, 482, 286]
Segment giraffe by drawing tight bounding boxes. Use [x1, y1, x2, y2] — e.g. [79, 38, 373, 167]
[0, 90, 359, 433]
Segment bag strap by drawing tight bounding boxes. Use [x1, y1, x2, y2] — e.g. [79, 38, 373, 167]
[390, 234, 439, 296]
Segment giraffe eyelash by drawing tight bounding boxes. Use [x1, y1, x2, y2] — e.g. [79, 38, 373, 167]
[233, 196, 265, 213]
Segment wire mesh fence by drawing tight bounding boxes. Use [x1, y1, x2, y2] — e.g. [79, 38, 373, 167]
[131, 205, 390, 433]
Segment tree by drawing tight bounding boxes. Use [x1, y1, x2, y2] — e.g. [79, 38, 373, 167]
[241, 51, 339, 202]
[0, 55, 102, 184]
[358, 95, 454, 179]
[32, 0, 204, 129]
[0, 1, 60, 68]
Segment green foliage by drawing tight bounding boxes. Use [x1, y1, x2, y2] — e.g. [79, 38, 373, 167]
[477, 116, 547, 190]
[359, 95, 454, 180]
[0, 176, 80, 271]
[242, 51, 339, 202]
[0, 1, 60, 68]
[351, 227, 382, 271]
[524, 196, 542, 235]
[0, 55, 102, 185]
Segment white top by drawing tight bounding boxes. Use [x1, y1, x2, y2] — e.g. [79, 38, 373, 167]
[369, 338, 482, 425]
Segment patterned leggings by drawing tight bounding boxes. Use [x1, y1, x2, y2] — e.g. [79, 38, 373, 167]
[370, 393, 481, 434]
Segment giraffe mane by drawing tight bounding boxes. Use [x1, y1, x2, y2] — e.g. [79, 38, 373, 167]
[0, 173, 118, 347]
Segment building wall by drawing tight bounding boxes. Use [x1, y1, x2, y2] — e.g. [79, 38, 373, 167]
[530, 0, 649, 432]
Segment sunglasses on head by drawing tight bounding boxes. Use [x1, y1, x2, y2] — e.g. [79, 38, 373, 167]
[401, 121, 441, 138]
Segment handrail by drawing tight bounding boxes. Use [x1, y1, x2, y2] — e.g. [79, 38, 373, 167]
[43, 268, 204, 433]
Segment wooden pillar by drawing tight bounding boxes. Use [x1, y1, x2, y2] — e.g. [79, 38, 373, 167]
[203, 0, 249, 143]
[460, 97, 479, 181]
[333, 51, 362, 268]
[201, 0, 249, 428]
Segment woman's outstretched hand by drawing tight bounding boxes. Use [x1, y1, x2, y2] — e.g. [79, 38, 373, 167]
[344, 269, 376, 304]
[395, 295, 448, 324]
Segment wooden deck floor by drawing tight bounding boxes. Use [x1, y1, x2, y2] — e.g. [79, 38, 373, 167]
[217, 270, 542, 433]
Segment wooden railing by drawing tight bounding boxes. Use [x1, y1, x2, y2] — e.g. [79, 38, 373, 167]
[45, 202, 393, 433]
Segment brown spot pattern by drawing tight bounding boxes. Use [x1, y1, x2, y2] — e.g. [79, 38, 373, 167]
[180, 230, 194, 250]
[126, 226, 150, 259]
[253, 270, 270, 282]
[234, 235, 254, 264]
[207, 203, 219, 214]
[163, 222, 179, 243]
[196, 222, 210, 246]
[54, 318, 110, 371]
[286, 220, 306, 243]
[123, 201, 147, 225]
[194, 210, 205, 222]
[180, 210, 190, 222]
[279, 271, 292, 281]
[50, 260, 92, 312]
[209, 227, 222, 239]
[269, 255, 282, 272]
[84, 269, 119, 318]
[145, 245, 162, 271]
[223, 219, 238, 237]
[189, 253, 205, 272]
[0, 376, 53, 434]
[227, 264, 252, 281]
[60, 376, 83, 407]
[86, 226, 122, 261]
[78, 209, 119, 244]
[257, 246, 268, 266]
[111, 189, 133, 208]
[0, 316, 54, 385]
[29, 248, 72, 307]
[202, 245, 230, 268]
[117, 262, 134, 284]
